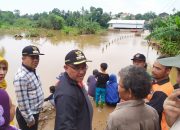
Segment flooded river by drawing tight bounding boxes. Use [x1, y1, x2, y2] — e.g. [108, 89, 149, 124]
[1, 31, 178, 130]
[0, 31, 160, 103]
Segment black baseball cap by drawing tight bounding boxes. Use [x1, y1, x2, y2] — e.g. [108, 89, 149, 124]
[65, 49, 92, 65]
[22, 45, 44, 56]
[131, 53, 146, 61]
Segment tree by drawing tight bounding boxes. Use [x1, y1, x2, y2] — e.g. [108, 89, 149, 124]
[98, 13, 111, 28]
[174, 11, 180, 17]
[1, 11, 15, 24]
[49, 14, 65, 30]
[33, 13, 40, 20]
[14, 18, 33, 27]
[143, 11, 157, 21]
[135, 14, 143, 20]
[147, 15, 180, 56]
[14, 9, 20, 18]
[51, 8, 61, 16]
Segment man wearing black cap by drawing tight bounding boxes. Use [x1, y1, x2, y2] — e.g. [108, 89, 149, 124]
[54, 49, 93, 130]
[13, 45, 44, 130]
[131, 53, 147, 69]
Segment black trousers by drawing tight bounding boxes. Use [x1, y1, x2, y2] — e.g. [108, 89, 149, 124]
[16, 108, 39, 130]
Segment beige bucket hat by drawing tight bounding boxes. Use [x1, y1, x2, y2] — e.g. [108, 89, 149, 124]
[158, 55, 180, 68]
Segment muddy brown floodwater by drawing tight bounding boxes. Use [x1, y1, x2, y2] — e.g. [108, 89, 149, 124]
[1, 31, 176, 130]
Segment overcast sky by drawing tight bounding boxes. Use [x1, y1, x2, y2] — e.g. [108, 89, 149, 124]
[0, 0, 179, 15]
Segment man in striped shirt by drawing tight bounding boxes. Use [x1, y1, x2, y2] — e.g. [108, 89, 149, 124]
[14, 45, 44, 130]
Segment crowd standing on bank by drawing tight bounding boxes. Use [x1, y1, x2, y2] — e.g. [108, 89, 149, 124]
[1, 45, 180, 130]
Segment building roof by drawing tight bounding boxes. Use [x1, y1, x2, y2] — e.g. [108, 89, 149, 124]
[108, 20, 145, 24]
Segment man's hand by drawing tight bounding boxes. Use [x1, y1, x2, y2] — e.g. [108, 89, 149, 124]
[163, 89, 180, 126]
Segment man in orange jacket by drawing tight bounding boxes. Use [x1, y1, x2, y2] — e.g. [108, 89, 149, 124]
[147, 56, 174, 130]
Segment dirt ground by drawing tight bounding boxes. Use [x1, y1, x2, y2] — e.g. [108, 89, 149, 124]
[38, 97, 115, 130]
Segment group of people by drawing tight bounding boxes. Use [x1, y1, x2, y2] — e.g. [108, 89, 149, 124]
[87, 53, 148, 110]
[0, 45, 180, 130]
[87, 52, 180, 130]
[87, 63, 120, 110]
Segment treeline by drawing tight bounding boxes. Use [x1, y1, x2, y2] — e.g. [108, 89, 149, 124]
[0, 6, 180, 50]
[1, 7, 176, 35]
[147, 12, 180, 56]
[0, 7, 111, 35]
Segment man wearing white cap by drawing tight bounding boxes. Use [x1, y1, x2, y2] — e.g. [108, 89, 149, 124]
[158, 55, 180, 130]
[146, 56, 174, 130]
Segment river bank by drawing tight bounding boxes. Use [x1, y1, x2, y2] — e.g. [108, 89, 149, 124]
[1, 31, 163, 130]
[0, 26, 107, 39]
[38, 97, 115, 130]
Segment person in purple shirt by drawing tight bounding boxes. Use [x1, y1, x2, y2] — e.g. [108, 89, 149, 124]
[87, 69, 99, 98]
[0, 89, 19, 130]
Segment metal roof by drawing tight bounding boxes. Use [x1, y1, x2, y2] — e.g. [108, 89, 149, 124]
[108, 20, 145, 24]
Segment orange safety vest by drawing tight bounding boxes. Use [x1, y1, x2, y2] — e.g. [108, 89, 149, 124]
[147, 81, 174, 130]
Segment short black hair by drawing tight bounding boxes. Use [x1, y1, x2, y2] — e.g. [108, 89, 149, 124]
[93, 69, 99, 76]
[100, 63, 108, 71]
[119, 65, 151, 99]
[50, 86, 55, 93]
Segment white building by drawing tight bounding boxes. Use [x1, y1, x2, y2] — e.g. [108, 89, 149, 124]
[108, 20, 145, 31]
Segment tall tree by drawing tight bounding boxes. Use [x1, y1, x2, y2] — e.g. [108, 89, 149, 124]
[14, 9, 20, 18]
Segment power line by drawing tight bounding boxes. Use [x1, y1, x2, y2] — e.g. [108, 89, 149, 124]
[164, 0, 177, 14]
[157, 0, 172, 13]
[159, 0, 177, 14]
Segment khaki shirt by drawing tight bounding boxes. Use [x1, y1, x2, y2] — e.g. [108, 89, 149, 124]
[106, 100, 160, 130]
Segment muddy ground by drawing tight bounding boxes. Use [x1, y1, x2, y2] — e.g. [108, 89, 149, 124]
[38, 97, 115, 130]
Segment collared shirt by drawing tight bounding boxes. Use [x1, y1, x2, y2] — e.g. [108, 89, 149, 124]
[13, 64, 44, 123]
[54, 72, 93, 130]
[152, 77, 170, 85]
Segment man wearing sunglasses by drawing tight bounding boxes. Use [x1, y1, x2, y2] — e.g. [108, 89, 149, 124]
[54, 49, 93, 130]
[14, 45, 44, 130]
